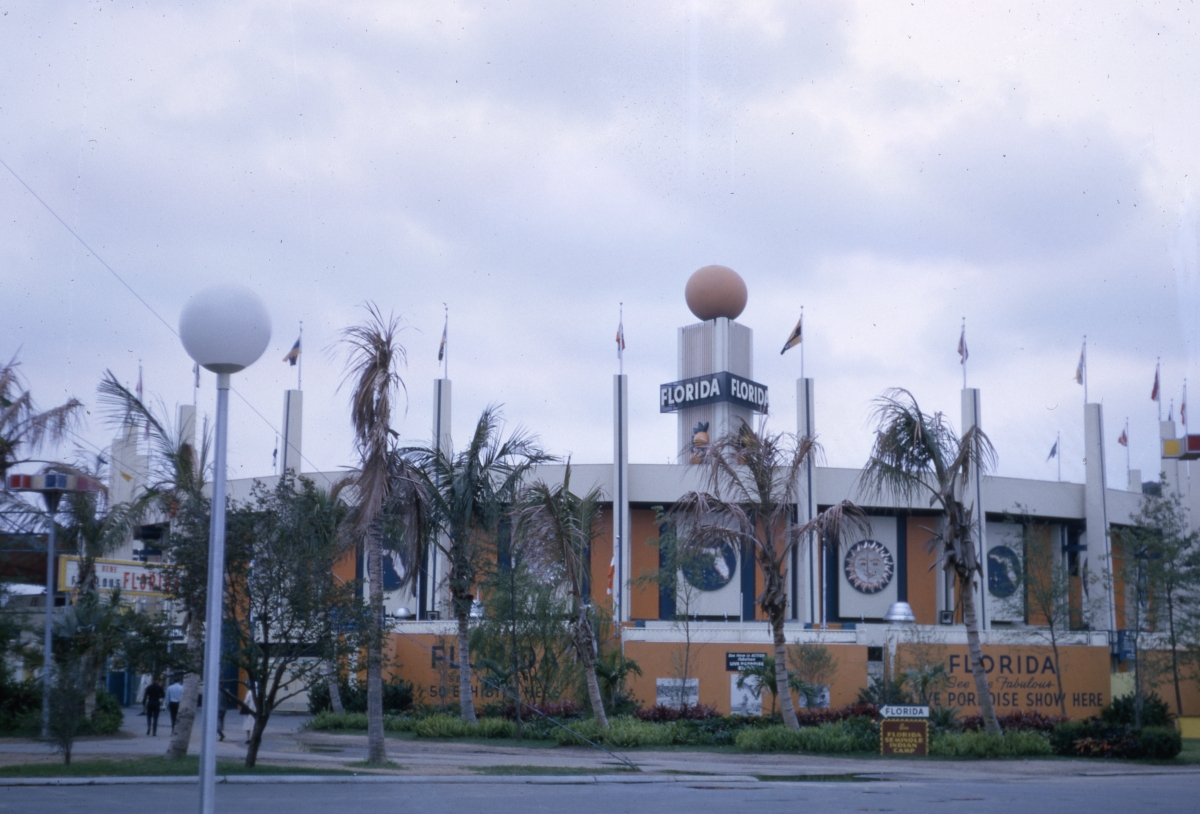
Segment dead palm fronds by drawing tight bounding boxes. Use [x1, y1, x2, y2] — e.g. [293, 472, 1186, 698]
[512, 463, 608, 727]
[338, 303, 407, 764]
[675, 422, 865, 730]
[0, 355, 83, 479]
[399, 405, 549, 724]
[860, 387, 1001, 734]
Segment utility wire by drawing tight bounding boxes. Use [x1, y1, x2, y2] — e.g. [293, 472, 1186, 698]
[1, 154, 328, 477]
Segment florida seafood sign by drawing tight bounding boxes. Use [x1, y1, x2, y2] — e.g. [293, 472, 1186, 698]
[659, 371, 769, 414]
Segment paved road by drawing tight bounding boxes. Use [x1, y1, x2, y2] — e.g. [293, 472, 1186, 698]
[2, 773, 1197, 814]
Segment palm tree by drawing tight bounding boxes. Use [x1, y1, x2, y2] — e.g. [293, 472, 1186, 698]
[95, 372, 212, 758]
[339, 304, 407, 764]
[677, 422, 863, 731]
[399, 406, 547, 724]
[0, 355, 83, 480]
[513, 463, 608, 727]
[860, 388, 1001, 735]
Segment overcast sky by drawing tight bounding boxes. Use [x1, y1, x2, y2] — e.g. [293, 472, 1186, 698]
[3, 1, 1199, 493]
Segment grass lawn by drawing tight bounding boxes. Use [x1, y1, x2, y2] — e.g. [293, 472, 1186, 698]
[0, 757, 354, 779]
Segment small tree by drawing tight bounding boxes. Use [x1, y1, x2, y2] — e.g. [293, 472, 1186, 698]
[339, 304, 415, 763]
[96, 371, 211, 759]
[49, 589, 124, 763]
[399, 406, 547, 724]
[225, 476, 363, 767]
[638, 507, 706, 711]
[1121, 490, 1200, 725]
[861, 389, 1002, 735]
[1011, 514, 1073, 717]
[513, 465, 608, 727]
[677, 424, 862, 730]
[788, 642, 838, 708]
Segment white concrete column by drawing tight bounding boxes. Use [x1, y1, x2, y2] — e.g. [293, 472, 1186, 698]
[423, 378, 453, 619]
[281, 390, 303, 475]
[961, 388, 988, 630]
[433, 379, 452, 456]
[795, 378, 818, 624]
[613, 374, 631, 623]
[1084, 402, 1116, 634]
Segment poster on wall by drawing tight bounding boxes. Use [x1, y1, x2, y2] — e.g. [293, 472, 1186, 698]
[730, 675, 762, 715]
[656, 678, 699, 709]
[796, 685, 831, 709]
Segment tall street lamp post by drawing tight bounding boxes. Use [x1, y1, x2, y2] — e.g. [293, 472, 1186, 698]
[6, 472, 101, 737]
[179, 285, 270, 814]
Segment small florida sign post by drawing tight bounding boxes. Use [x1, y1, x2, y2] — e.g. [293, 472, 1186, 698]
[879, 705, 930, 756]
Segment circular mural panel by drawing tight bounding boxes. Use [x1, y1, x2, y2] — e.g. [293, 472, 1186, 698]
[382, 550, 409, 592]
[681, 541, 738, 592]
[987, 545, 1020, 599]
[843, 540, 895, 594]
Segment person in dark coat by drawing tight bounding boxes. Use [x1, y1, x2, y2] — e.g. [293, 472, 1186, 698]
[144, 677, 166, 736]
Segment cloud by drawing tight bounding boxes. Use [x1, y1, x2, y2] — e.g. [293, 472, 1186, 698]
[1, 0, 1194, 494]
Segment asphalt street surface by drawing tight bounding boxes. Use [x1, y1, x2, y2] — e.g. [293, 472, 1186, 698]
[3, 772, 1198, 814]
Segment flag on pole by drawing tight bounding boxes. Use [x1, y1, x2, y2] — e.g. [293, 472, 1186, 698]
[1075, 343, 1086, 385]
[193, 362, 200, 388]
[616, 317, 625, 354]
[781, 314, 803, 355]
[1047, 439, 1058, 461]
[1151, 365, 1160, 403]
[1169, 401, 1174, 422]
[1183, 398, 1187, 427]
[957, 325, 968, 365]
[136, 365, 144, 403]
[438, 316, 447, 362]
[1118, 428, 1128, 447]
[606, 550, 616, 596]
[283, 338, 301, 366]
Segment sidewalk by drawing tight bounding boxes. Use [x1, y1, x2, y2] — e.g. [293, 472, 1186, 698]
[2, 707, 1198, 781]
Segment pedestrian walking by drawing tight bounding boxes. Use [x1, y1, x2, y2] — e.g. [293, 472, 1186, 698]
[217, 682, 232, 742]
[166, 677, 184, 734]
[144, 677, 165, 736]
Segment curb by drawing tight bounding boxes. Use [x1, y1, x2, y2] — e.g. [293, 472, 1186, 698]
[0, 773, 763, 787]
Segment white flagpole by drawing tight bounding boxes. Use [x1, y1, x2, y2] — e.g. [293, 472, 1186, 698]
[619, 302, 624, 376]
[298, 321, 303, 391]
[800, 306, 805, 381]
[1125, 418, 1131, 479]
[961, 317, 967, 390]
[1156, 358, 1162, 422]
[1082, 336, 1088, 404]
[1057, 431, 1061, 482]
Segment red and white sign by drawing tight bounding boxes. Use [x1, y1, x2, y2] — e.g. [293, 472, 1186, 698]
[58, 556, 169, 597]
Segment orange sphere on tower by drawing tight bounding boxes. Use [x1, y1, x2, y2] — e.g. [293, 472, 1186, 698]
[685, 265, 747, 321]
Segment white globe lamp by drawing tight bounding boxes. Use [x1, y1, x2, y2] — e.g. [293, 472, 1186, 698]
[179, 284, 271, 374]
[179, 284, 270, 814]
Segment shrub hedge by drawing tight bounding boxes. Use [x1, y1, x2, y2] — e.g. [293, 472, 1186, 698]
[1050, 720, 1182, 760]
[734, 718, 879, 753]
[929, 729, 1052, 758]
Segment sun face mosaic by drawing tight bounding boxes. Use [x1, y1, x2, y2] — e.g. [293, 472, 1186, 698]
[843, 539, 895, 594]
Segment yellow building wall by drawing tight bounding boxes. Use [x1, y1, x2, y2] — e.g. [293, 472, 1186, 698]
[906, 517, 939, 626]
[897, 643, 1110, 719]
[622, 640, 868, 714]
[630, 508, 663, 619]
